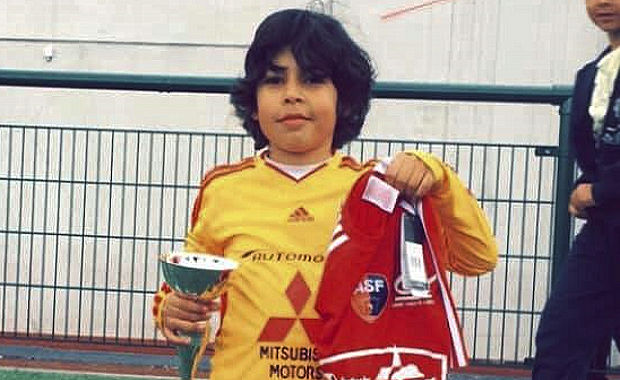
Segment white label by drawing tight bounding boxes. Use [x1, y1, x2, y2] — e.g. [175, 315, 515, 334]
[403, 242, 431, 297]
[361, 175, 399, 213]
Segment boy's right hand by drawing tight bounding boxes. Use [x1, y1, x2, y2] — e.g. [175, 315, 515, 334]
[161, 291, 220, 346]
[569, 183, 595, 219]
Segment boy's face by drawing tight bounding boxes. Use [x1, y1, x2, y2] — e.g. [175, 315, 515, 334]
[586, 0, 620, 33]
[255, 48, 338, 165]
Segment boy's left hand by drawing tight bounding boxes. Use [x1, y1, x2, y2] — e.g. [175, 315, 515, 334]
[384, 152, 436, 202]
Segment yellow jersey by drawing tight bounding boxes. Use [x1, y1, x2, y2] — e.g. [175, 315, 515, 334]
[154, 151, 497, 380]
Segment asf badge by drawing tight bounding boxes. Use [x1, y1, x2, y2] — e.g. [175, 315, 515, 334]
[351, 274, 388, 323]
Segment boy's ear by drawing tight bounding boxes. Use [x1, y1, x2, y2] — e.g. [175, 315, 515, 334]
[251, 111, 258, 120]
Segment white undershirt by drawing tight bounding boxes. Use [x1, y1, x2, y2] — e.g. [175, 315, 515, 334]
[589, 47, 620, 136]
[264, 156, 328, 180]
[264, 155, 394, 180]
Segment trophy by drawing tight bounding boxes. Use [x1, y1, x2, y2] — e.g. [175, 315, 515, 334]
[159, 251, 238, 380]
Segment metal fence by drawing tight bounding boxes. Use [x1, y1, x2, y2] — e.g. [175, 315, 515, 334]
[2, 69, 594, 369]
[0, 123, 560, 365]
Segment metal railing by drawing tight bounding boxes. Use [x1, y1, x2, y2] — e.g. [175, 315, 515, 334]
[0, 125, 560, 365]
[0, 69, 578, 368]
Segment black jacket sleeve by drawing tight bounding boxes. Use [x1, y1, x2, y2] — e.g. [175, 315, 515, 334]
[592, 161, 620, 206]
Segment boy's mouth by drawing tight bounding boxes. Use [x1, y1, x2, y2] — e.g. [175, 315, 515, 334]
[594, 11, 618, 20]
[278, 113, 310, 122]
[277, 114, 311, 127]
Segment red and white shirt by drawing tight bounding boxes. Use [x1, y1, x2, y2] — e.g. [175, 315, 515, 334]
[311, 171, 467, 380]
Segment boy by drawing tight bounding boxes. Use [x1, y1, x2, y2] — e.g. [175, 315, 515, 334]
[152, 9, 497, 380]
[533, 0, 620, 378]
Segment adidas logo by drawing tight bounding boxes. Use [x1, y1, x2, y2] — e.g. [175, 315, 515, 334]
[288, 207, 315, 222]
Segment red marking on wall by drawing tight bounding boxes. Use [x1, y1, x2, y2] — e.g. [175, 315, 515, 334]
[381, 0, 456, 20]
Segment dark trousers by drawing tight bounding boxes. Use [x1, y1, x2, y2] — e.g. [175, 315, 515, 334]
[533, 222, 620, 380]
[588, 329, 620, 380]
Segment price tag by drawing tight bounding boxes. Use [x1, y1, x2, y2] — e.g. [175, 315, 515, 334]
[401, 213, 431, 299]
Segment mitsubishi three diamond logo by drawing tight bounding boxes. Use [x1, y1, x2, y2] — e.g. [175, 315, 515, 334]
[258, 271, 321, 342]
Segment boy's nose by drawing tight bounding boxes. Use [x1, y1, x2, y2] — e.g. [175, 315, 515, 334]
[284, 94, 303, 104]
[283, 83, 303, 103]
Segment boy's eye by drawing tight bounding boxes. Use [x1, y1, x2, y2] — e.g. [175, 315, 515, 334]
[261, 75, 283, 85]
[303, 72, 328, 84]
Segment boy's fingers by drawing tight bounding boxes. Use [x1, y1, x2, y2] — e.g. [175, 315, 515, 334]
[568, 203, 576, 216]
[385, 154, 417, 189]
[159, 300, 212, 346]
[402, 162, 434, 200]
[205, 301, 221, 312]
[161, 325, 190, 346]
[568, 204, 588, 219]
[413, 172, 434, 198]
[167, 303, 208, 322]
[175, 292, 211, 303]
[165, 317, 209, 336]
[396, 167, 418, 193]
[385, 152, 414, 184]
[175, 292, 198, 301]
[384, 153, 436, 200]
[168, 294, 211, 314]
[400, 174, 417, 201]
[175, 292, 221, 307]
[383, 158, 401, 187]
[175, 292, 211, 304]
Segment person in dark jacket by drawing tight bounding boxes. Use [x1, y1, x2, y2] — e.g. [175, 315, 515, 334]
[533, 0, 620, 378]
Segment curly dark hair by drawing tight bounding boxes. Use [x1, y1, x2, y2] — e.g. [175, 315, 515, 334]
[230, 9, 376, 150]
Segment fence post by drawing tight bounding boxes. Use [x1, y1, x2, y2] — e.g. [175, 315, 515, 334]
[551, 98, 574, 287]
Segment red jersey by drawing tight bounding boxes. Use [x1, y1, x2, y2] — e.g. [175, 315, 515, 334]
[311, 171, 467, 380]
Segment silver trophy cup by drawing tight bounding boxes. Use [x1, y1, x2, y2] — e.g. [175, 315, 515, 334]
[159, 251, 238, 380]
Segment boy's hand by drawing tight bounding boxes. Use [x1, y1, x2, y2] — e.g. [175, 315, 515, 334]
[569, 183, 595, 219]
[384, 152, 436, 202]
[161, 291, 220, 346]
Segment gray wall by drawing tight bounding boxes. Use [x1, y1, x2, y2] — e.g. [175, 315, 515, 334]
[0, 0, 609, 143]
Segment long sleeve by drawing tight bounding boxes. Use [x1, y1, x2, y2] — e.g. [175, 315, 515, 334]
[409, 151, 498, 276]
[152, 170, 223, 331]
[592, 167, 620, 206]
[184, 181, 223, 254]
